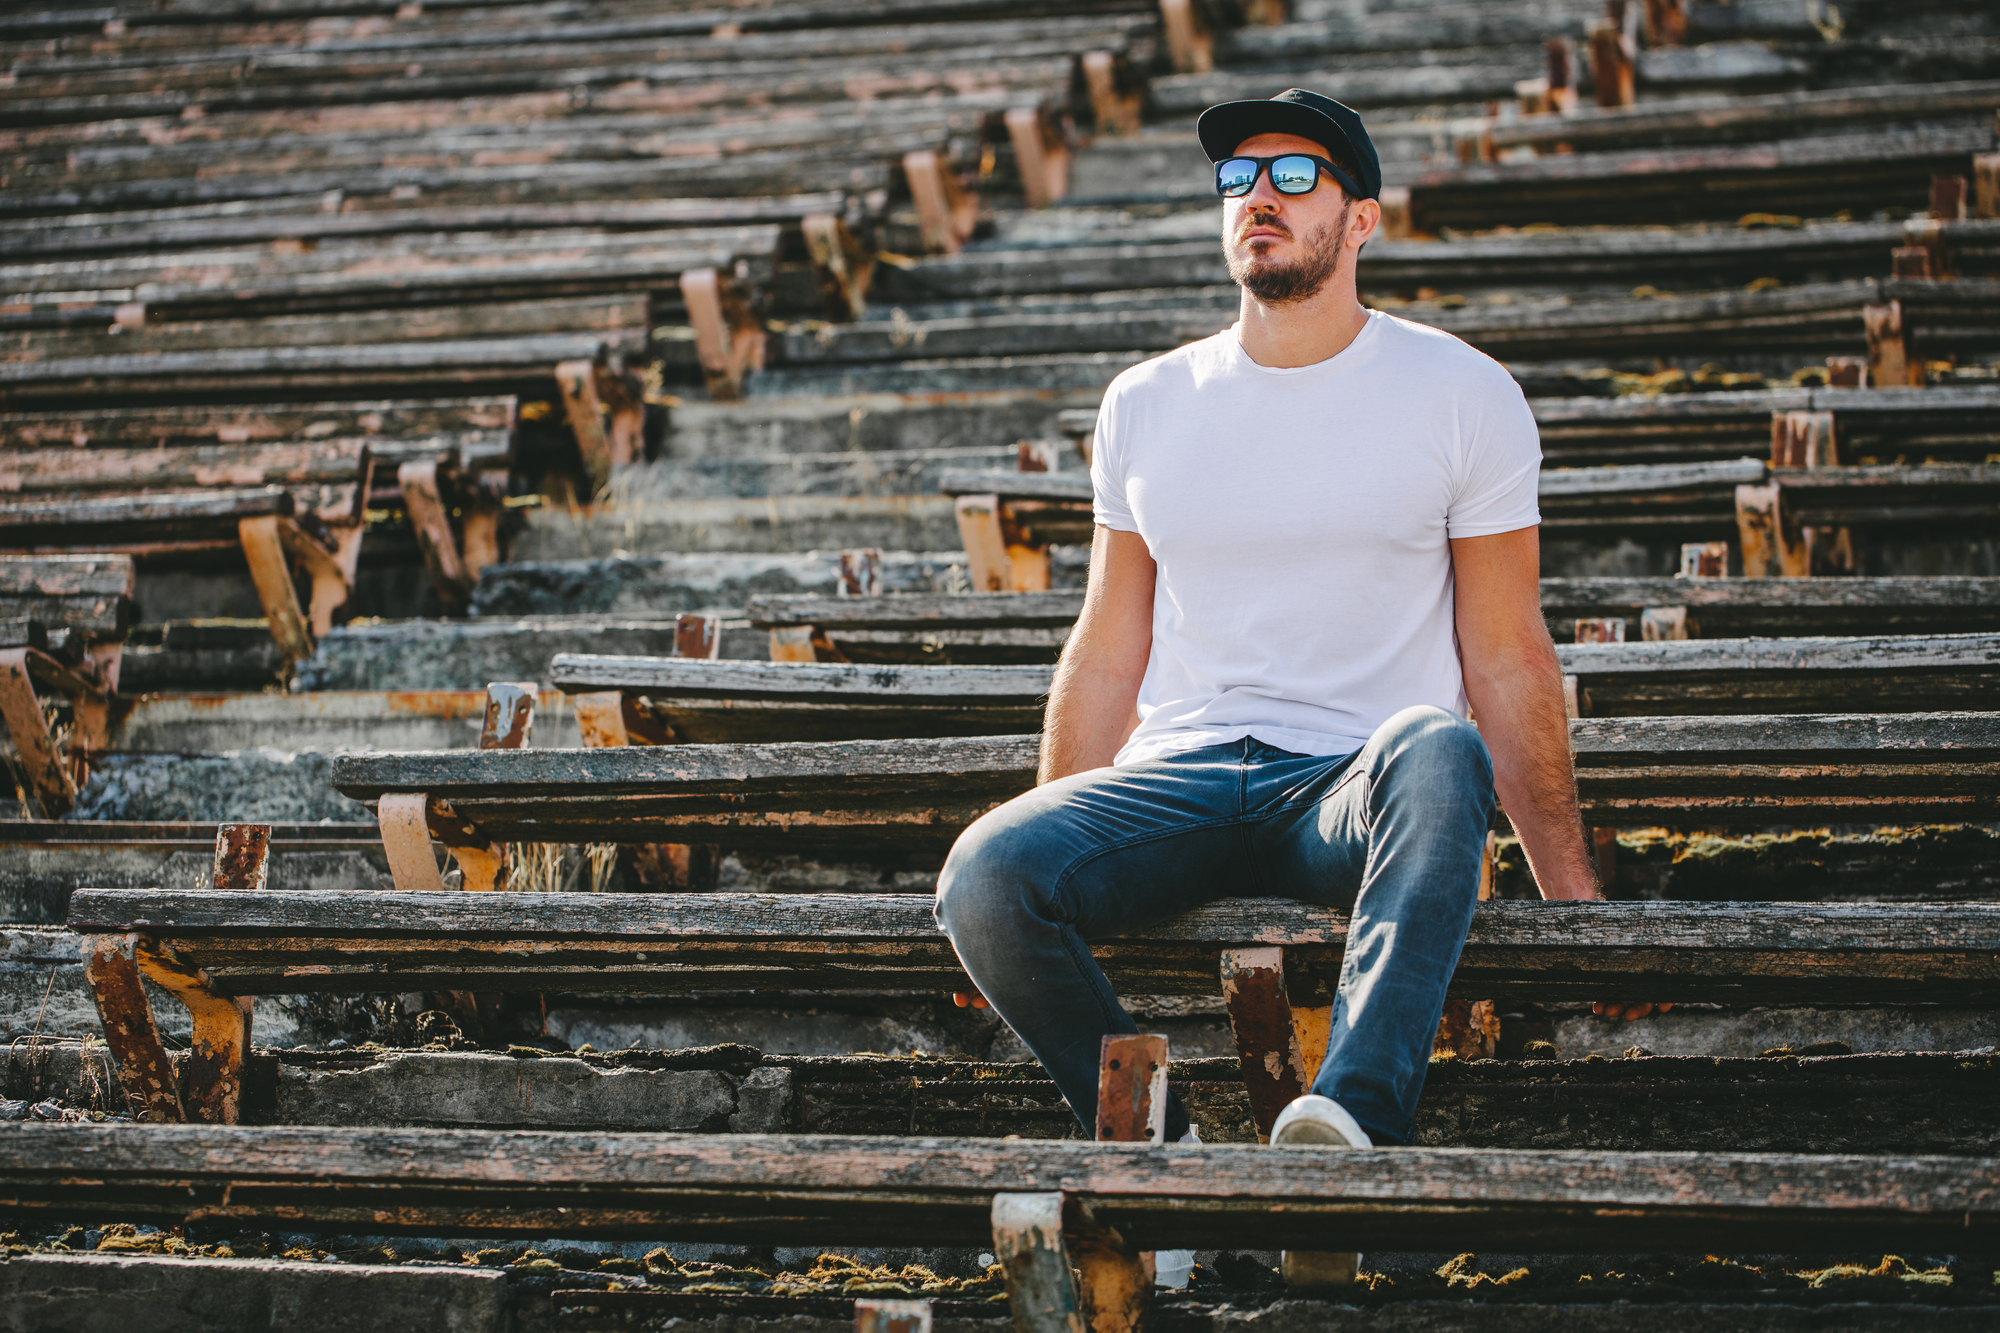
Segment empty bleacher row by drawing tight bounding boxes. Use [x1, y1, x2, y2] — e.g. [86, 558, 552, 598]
[3, 1, 1999, 1329]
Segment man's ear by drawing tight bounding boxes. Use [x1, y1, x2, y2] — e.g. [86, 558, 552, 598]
[1348, 198, 1382, 248]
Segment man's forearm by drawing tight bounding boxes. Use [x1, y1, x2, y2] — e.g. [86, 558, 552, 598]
[1039, 642, 1142, 783]
[1469, 651, 1599, 901]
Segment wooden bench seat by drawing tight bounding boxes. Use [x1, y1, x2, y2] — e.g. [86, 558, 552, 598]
[57, 818, 2000, 1137]
[0, 447, 370, 664]
[0, 553, 133, 816]
[746, 590, 1082, 663]
[0, 226, 779, 325]
[1561, 632, 2000, 716]
[1408, 123, 1998, 230]
[68, 886, 2000, 1010]
[547, 635, 2000, 736]
[937, 461, 2000, 590]
[1484, 78, 2000, 156]
[0, 395, 516, 449]
[4, 1122, 1989, 1255]
[751, 277, 2000, 372]
[328, 711, 2000, 874]
[885, 220, 1918, 304]
[551, 655, 1050, 742]
[3, 9, 1147, 113]
[1054, 385, 2000, 470]
[743, 579, 2000, 663]
[0, 193, 852, 262]
[1542, 575, 2000, 638]
[0, 328, 639, 409]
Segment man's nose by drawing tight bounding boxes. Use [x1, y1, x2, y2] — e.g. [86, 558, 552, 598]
[1240, 167, 1289, 211]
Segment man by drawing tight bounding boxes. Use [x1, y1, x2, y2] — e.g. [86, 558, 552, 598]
[935, 90, 1646, 1285]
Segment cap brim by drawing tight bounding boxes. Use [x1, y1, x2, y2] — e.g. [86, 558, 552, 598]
[1197, 98, 1364, 174]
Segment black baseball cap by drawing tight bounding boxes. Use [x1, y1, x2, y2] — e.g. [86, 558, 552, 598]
[1196, 88, 1382, 201]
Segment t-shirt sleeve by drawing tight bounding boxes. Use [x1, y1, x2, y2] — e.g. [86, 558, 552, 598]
[1445, 377, 1542, 539]
[1090, 382, 1139, 533]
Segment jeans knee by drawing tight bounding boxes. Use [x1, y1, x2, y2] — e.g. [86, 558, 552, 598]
[1373, 705, 1491, 785]
[935, 809, 1059, 944]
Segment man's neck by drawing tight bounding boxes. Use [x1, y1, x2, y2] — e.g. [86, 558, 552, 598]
[1234, 277, 1369, 370]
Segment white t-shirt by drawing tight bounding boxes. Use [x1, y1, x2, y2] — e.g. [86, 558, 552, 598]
[1092, 309, 1541, 766]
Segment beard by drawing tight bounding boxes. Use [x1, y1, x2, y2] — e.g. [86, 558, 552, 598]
[1225, 200, 1350, 306]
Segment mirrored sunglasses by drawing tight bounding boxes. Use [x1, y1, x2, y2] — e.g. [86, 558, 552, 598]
[1214, 153, 1360, 200]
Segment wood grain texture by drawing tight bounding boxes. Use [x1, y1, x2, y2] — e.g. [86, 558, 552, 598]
[0, 1124, 1991, 1252]
[551, 656, 1054, 701]
[326, 716, 2000, 838]
[60, 893, 2000, 1005]
[1558, 633, 2000, 674]
[745, 591, 1086, 629]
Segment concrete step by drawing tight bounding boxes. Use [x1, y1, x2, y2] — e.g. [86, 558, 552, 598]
[6, 1248, 1992, 1333]
[9, 1034, 1997, 1152]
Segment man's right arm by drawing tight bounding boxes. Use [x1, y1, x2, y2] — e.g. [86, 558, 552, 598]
[1038, 525, 1156, 784]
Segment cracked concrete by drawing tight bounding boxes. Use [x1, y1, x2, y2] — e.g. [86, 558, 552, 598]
[0, 1255, 507, 1333]
[278, 1050, 751, 1130]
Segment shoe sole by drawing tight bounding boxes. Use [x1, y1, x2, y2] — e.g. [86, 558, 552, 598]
[1273, 1107, 1360, 1286]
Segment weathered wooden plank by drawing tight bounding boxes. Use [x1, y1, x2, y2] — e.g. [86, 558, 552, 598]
[0, 437, 393, 494]
[0, 332, 630, 405]
[332, 733, 1044, 799]
[11, 298, 646, 360]
[745, 591, 1085, 630]
[550, 656, 1052, 702]
[0, 396, 513, 447]
[0, 226, 778, 313]
[0, 195, 850, 261]
[1408, 125, 1997, 228]
[1543, 576, 2000, 637]
[323, 714, 2000, 843]
[0, 552, 135, 598]
[0, 1125, 1990, 1252]
[0, 152, 900, 220]
[0, 821, 376, 850]
[0, 485, 291, 547]
[1487, 79, 2000, 154]
[1559, 633, 2000, 675]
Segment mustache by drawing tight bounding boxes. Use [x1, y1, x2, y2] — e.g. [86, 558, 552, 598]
[1236, 211, 1292, 241]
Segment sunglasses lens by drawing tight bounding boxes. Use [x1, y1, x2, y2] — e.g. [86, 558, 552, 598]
[1216, 158, 1258, 197]
[1271, 156, 1318, 194]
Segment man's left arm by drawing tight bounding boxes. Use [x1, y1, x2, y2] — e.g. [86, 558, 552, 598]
[1451, 525, 1669, 1022]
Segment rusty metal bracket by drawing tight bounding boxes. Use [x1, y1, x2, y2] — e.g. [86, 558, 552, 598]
[1065, 1196, 1153, 1333]
[378, 790, 447, 893]
[399, 459, 473, 615]
[81, 933, 183, 1123]
[134, 939, 251, 1125]
[1096, 1033, 1167, 1145]
[213, 822, 271, 891]
[993, 1192, 1084, 1333]
[1082, 51, 1143, 137]
[237, 514, 315, 662]
[680, 268, 767, 401]
[481, 681, 537, 750]
[1158, 0, 1213, 74]
[1005, 107, 1070, 210]
[903, 150, 979, 256]
[1220, 946, 1311, 1142]
[803, 212, 876, 322]
[0, 646, 77, 817]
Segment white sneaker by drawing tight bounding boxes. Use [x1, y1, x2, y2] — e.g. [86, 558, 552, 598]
[1152, 1126, 1202, 1289]
[1269, 1095, 1370, 1288]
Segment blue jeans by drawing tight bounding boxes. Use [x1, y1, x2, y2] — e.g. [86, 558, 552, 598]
[935, 704, 1494, 1146]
